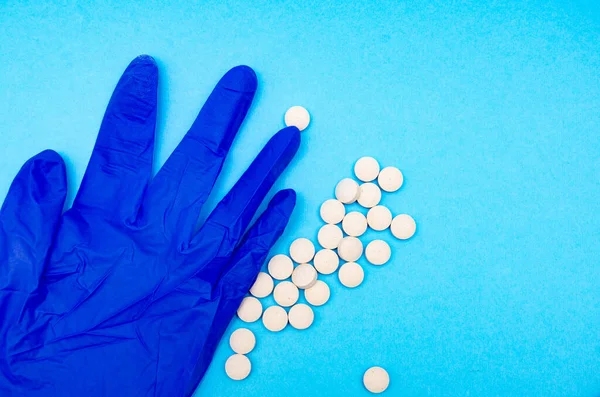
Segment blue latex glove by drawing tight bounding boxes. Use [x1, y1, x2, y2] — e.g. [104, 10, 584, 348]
[0, 55, 300, 396]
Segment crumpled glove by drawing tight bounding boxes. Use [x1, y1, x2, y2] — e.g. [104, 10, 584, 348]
[0, 55, 300, 396]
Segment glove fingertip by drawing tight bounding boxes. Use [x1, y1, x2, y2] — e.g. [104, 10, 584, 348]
[126, 55, 158, 77]
[220, 65, 257, 93]
[27, 150, 67, 201]
[132, 54, 157, 66]
[268, 188, 296, 215]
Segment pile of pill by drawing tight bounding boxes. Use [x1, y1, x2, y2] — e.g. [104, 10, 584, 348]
[225, 108, 416, 394]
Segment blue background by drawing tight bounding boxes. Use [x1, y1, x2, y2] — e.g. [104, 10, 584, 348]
[1, 1, 599, 396]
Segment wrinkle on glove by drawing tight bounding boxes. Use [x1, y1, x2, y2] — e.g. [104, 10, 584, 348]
[0, 55, 299, 397]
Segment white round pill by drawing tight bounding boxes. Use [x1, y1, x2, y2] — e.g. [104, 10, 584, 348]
[288, 303, 314, 330]
[273, 281, 299, 307]
[237, 297, 263, 323]
[342, 211, 368, 237]
[363, 366, 390, 393]
[317, 224, 343, 249]
[267, 254, 294, 280]
[249, 272, 274, 298]
[313, 249, 340, 275]
[225, 354, 251, 381]
[357, 183, 382, 208]
[378, 166, 403, 192]
[262, 305, 288, 332]
[367, 206, 392, 231]
[338, 262, 364, 288]
[365, 240, 391, 266]
[320, 199, 346, 224]
[335, 178, 360, 204]
[229, 328, 256, 354]
[354, 156, 380, 182]
[337, 236, 364, 262]
[284, 106, 310, 131]
[304, 280, 330, 306]
[390, 214, 417, 240]
[289, 238, 315, 264]
[291, 264, 318, 289]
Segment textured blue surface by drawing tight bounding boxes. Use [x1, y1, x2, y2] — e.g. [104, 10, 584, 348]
[1, 1, 599, 396]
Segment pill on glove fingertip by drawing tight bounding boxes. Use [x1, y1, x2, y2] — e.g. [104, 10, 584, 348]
[367, 206, 392, 231]
[342, 211, 368, 237]
[237, 297, 263, 323]
[357, 183, 382, 208]
[320, 199, 346, 224]
[292, 264, 318, 289]
[267, 254, 294, 280]
[337, 236, 364, 262]
[229, 328, 256, 355]
[249, 272, 274, 298]
[317, 224, 343, 249]
[338, 262, 364, 288]
[391, 214, 416, 240]
[288, 304, 314, 330]
[290, 238, 315, 263]
[225, 354, 252, 381]
[273, 281, 300, 307]
[363, 366, 390, 393]
[354, 157, 380, 182]
[262, 306, 288, 332]
[365, 240, 391, 266]
[335, 178, 360, 204]
[304, 280, 330, 306]
[284, 106, 310, 131]
[313, 249, 340, 275]
[377, 166, 403, 192]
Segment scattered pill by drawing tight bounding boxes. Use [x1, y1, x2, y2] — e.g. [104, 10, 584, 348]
[225, 354, 252, 381]
[342, 211, 368, 237]
[231, 158, 414, 383]
[317, 224, 343, 249]
[273, 281, 300, 307]
[304, 280, 331, 306]
[363, 366, 390, 393]
[367, 206, 393, 231]
[288, 303, 315, 330]
[262, 305, 288, 332]
[237, 297, 263, 323]
[338, 262, 364, 288]
[378, 166, 403, 192]
[335, 178, 360, 204]
[229, 328, 256, 355]
[354, 156, 380, 182]
[267, 254, 294, 280]
[357, 183, 382, 208]
[284, 106, 310, 131]
[289, 238, 315, 263]
[365, 240, 391, 266]
[292, 263, 318, 289]
[313, 249, 340, 275]
[337, 236, 364, 262]
[320, 199, 346, 224]
[249, 272, 274, 298]
[390, 214, 416, 240]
